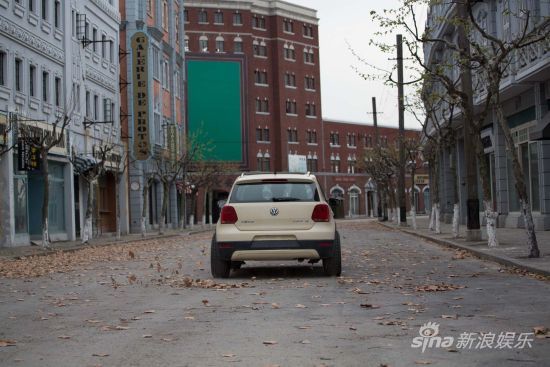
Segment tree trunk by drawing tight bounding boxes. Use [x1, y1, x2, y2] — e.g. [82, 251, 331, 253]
[208, 190, 213, 228]
[452, 203, 460, 239]
[451, 146, 460, 238]
[434, 202, 441, 234]
[483, 199, 498, 247]
[429, 205, 436, 231]
[202, 189, 207, 227]
[159, 180, 169, 235]
[41, 150, 51, 248]
[141, 181, 148, 237]
[494, 101, 539, 257]
[410, 166, 417, 230]
[82, 178, 94, 244]
[521, 200, 540, 258]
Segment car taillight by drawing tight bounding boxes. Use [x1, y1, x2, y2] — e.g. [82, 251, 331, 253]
[220, 205, 238, 224]
[311, 204, 330, 222]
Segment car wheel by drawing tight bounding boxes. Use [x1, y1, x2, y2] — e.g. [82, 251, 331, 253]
[231, 261, 243, 270]
[211, 235, 231, 278]
[323, 231, 342, 276]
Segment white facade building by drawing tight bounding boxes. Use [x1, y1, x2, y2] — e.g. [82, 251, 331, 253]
[0, 0, 126, 247]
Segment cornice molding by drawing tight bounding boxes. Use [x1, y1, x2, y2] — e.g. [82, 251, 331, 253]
[0, 15, 64, 64]
[85, 66, 117, 92]
[90, 0, 121, 23]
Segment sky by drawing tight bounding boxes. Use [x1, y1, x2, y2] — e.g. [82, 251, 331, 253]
[289, 0, 426, 129]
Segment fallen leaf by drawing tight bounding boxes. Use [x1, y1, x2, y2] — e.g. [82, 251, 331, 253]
[0, 339, 17, 347]
[263, 340, 277, 345]
[441, 315, 458, 319]
[86, 319, 101, 324]
[142, 334, 153, 338]
[92, 353, 109, 357]
[202, 299, 210, 306]
[143, 310, 155, 314]
[184, 316, 195, 320]
[360, 303, 380, 309]
[128, 250, 135, 259]
[162, 338, 174, 342]
[223, 354, 237, 358]
[533, 326, 550, 338]
[297, 326, 311, 330]
[271, 303, 280, 309]
[115, 326, 129, 330]
[295, 304, 307, 308]
[58, 335, 71, 339]
[415, 361, 432, 365]
[300, 339, 311, 344]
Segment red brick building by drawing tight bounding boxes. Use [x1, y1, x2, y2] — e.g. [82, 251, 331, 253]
[183, 0, 429, 222]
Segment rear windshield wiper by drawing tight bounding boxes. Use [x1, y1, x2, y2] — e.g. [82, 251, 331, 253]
[272, 197, 301, 202]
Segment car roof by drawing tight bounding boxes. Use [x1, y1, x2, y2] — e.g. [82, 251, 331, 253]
[235, 173, 317, 184]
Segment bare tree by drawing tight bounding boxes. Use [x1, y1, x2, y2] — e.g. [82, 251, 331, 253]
[112, 148, 131, 241]
[71, 145, 113, 244]
[18, 111, 72, 248]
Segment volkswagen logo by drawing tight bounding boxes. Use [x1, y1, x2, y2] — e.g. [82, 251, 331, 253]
[270, 207, 279, 216]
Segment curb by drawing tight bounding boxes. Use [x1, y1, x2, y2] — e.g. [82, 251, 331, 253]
[377, 222, 550, 278]
[2, 228, 215, 260]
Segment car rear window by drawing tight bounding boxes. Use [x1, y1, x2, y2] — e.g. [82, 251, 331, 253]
[230, 182, 320, 203]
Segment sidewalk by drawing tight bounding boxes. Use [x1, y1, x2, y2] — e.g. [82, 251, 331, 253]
[379, 215, 550, 277]
[0, 227, 214, 260]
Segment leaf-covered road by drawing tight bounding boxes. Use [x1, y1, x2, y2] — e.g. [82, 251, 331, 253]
[0, 220, 549, 366]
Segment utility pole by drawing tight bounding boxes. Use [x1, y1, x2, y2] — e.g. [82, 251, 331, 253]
[396, 34, 407, 226]
[457, 3, 481, 240]
[367, 97, 385, 220]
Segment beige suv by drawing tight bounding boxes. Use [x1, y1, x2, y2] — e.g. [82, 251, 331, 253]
[211, 173, 341, 278]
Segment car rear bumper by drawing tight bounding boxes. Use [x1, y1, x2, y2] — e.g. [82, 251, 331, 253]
[214, 239, 335, 261]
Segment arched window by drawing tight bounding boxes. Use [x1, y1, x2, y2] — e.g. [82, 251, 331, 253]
[215, 36, 224, 52]
[199, 35, 208, 52]
[234, 36, 243, 53]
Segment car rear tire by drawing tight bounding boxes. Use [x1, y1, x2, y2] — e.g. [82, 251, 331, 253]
[211, 235, 231, 278]
[323, 231, 342, 276]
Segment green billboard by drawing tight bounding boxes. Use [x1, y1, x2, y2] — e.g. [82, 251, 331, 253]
[187, 59, 243, 161]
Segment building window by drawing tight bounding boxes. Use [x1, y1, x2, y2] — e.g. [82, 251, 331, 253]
[0, 51, 5, 86]
[199, 36, 208, 52]
[15, 58, 22, 92]
[198, 10, 208, 23]
[103, 98, 111, 122]
[41, 0, 47, 21]
[214, 11, 223, 24]
[331, 156, 340, 173]
[305, 103, 316, 117]
[175, 12, 180, 44]
[264, 128, 270, 142]
[54, 0, 60, 28]
[255, 98, 269, 113]
[254, 70, 268, 85]
[253, 40, 267, 57]
[305, 75, 315, 90]
[184, 9, 189, 22]
[234, 37, 243, 53]
[109, 40, 114, 63]
[85, 91, 90, 118]
[304, 48, 315, 64]
[330, 132, 340, 146]
[253, 15, 266, 29]
[29, 0, 35, 12]
[287, 128, 298, 143]
[256, 127, 263, 142]
[303, 24, 313, 38]
[285, 72, 296, 87]
[233, 12, 242, 25]
[92, 28, 98, 52]
[307, 156, 318, 172]
[347, 134, 357, 147]
[307, 130, 317, 144]
[285, 100, 297, 115]
[365, 135, 373, 147]
[348, 157, 357, 174]
[152, 48, 160, 79]
[283, 19, 293, 33]
[284, 44, 296, 60]
[54, 77, 61, 106]
[29, 65, 36, 97]
[101, 34, 107, 58]
[162, 0, 168, 30]
[42, 71, 49, 102]
[94, 94, 99, 120]
[215, 36, 224, 52]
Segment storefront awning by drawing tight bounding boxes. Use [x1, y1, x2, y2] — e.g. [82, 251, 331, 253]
[531, 112, 550, 141]
[72, 155, 98, 175]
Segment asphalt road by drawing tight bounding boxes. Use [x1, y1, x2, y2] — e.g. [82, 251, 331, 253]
[1, 220, 549, 367]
